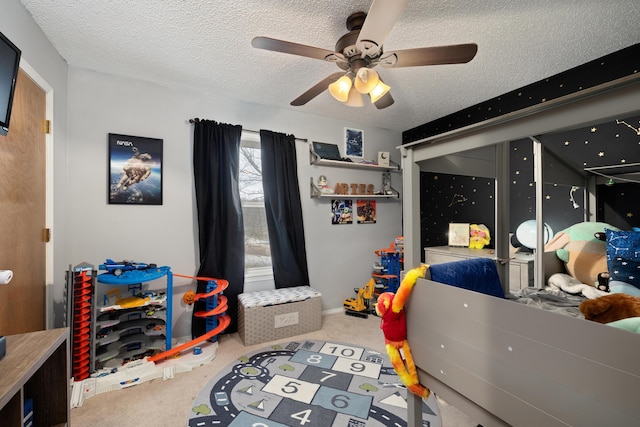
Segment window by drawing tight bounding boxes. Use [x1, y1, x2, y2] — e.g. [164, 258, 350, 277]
[239, 132, 272, 278]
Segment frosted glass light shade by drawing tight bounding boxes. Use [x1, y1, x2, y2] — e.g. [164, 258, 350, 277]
[328, 75, 352, 102]
[344, 87, 364, 107]
[354, 68, 380, 94]
[369, 80, 391, 103]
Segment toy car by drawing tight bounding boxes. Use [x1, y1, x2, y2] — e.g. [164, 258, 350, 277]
[99, 259, 157, 276]
[214, 392, 229, 406]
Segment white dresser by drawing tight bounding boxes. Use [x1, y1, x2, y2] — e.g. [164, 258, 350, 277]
[424, 245, 534, 292]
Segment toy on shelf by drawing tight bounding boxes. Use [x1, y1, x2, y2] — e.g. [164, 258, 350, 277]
[100, 286, 167, 311]
[317, 175, 334, 194]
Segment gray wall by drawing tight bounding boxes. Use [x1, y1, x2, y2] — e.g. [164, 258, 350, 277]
[66, 68, 402, 338]
[2, 0, 403, 340]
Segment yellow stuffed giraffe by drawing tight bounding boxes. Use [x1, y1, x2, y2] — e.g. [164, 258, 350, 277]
[375, 265, 431, 399]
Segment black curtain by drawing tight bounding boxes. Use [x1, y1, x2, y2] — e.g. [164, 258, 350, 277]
[192, 120, 244, 336]
[260, 130, 310, 288]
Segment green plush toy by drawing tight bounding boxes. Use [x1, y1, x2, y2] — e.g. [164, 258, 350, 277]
[544, 222, 619, 286]
[607, 317, 640, 334]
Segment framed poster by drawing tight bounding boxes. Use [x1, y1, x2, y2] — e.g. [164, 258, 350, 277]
[344, 127, 364, 158]
[448, 223, 470, 246]
[108, 133, 163, 205]
[331, 199, 353, 225]
[357, 200, 376, 224]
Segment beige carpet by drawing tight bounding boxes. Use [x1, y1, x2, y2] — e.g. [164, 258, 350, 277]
[70, 312, 477, 426]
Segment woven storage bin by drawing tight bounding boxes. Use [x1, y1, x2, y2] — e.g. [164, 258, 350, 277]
[237, 286, 322, 346]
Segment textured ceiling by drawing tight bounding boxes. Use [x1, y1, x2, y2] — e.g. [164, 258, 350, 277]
[19, 0, 640, 132]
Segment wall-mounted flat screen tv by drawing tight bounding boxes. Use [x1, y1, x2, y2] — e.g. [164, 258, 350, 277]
[0, 31, 21, 137]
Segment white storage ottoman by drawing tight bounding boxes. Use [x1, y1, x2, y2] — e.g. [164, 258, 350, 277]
[237, 286, 322, 346]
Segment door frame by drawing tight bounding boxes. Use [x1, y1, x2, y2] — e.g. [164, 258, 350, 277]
[19, 58, 54, 328]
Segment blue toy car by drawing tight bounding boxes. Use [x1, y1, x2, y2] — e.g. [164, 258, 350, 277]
[99, 259, 157, 276]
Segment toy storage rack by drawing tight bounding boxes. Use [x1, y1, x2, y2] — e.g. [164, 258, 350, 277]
[373, 237, 404, 293]
[65, 263, 97, 381]
[94, 268, 173, 371]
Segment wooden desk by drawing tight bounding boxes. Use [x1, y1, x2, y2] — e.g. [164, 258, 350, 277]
[0, 328, 69, 427]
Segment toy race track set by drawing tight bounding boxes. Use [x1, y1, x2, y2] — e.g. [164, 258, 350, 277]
[66, 260, 230, 406]
[344, 237, 403, 318]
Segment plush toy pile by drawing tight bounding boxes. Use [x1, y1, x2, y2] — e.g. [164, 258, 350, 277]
[544, 222, 640, 333]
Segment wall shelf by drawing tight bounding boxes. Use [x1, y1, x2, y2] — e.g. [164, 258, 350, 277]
[309, 142, 400, 199]
[309, 143, 400, 172]
[310, 178, 399, 199]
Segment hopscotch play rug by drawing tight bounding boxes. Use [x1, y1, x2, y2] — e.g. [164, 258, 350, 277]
[188, 339, 441, 427]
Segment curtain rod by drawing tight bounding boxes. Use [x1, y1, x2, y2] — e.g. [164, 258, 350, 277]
[188, 118, 308, 142]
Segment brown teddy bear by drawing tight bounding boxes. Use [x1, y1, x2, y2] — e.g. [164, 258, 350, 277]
[579, 293, 640, 324]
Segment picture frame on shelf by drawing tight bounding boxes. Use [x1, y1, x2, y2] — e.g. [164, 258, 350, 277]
[448, 223, 470, 247]
[108, 133, 163, 205]
[344, 127, 364, 158]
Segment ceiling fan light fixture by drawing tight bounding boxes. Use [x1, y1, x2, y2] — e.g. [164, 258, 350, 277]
[344, 87, 364, 107]
[369, 80, 391, 103]
[354, 68, 380, 94]
[328, 75, 352, 102]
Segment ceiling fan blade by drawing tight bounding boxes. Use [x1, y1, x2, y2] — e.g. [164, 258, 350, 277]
[290, 72, 345, 106]
[252, 36, 343, 62]
[374, 91, 394, 109]
[356, 0, 409, 55]
[379, 44, 478, 68]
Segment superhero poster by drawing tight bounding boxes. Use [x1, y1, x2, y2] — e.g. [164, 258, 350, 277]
[356, 200, 376, 224]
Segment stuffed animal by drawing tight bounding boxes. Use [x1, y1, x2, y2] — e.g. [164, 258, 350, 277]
[579, 293, 640, 324]
[469, 224, 491, 249]
[607, 317, 640, 334]
[375, 265, 431, 399]
[544, 222, 618, 286]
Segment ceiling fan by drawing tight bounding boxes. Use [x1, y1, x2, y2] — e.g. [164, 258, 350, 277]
[251, 0, 477, 109]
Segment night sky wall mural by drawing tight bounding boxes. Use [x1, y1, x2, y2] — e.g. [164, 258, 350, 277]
[410, 44, 639, 260]
[403, 43, 640, 144]
[540, 113, 640, 231]
[418, 113, 639, 260]
[420, 173, 495, 249]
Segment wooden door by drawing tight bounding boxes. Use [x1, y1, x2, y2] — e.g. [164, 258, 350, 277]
[0, 69, 47, 334]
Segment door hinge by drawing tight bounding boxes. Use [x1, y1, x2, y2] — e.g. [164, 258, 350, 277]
[42, 228, 51, 242]
[42, 120, 51, 134]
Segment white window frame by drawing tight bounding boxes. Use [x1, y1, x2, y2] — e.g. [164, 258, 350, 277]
[240, 131, 274, 283]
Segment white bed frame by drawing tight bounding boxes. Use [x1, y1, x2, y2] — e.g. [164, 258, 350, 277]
[401, 74, 640, 426]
